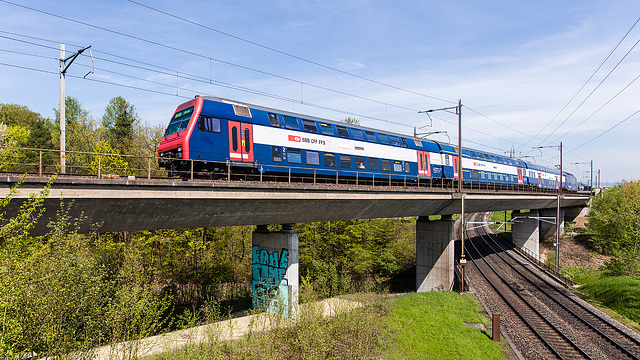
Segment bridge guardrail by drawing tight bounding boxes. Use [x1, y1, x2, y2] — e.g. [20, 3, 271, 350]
[0, 145, 561, 194]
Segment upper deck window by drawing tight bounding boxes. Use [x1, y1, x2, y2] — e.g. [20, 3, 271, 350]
[302, 119, 318, 133]
[164, 106, 194, 136]
[336, 126, 350, 139]
[320, 123, 334, 136]
[389, 136, 401, 147]
[284, 116, 299, 130]
[379, 134, 389, 145]
[352, 129, 364, 141]
[365, 131, 377, 143]
[268, 113, 280, 127]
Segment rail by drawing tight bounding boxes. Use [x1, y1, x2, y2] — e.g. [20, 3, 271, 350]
[0, 145, 564, 194]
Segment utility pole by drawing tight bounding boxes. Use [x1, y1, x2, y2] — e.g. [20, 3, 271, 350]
[556, 142, 562, 271]
[59, 44, 91, 173]
[419, 100, 465, 291]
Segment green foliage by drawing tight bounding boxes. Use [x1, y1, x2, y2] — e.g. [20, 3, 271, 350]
[0, 178, 172, 359]
[102, 96, 139, 155]
[563, 266, 603, 285]
[581, 276, 640, 323]
[589, 181, 640, 276]
[90, 140, 130, 176]
[297, 219, 415, 293]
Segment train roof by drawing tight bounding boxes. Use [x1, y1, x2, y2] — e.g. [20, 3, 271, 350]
[200, 95, 426, 143]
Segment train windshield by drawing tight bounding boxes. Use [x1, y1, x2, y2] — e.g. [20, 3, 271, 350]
[164, 106, 194, 136]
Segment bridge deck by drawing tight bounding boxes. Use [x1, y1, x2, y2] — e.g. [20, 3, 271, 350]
[0, 175, 590, 235]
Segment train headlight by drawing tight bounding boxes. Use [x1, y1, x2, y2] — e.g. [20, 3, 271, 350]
[177, 146, 182, 152]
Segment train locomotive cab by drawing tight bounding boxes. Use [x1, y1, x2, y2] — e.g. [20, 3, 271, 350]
[158, 97, 203, 174]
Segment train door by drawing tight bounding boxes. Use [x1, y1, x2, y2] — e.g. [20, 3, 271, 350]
[517, 168, 524, 184]
[537, 173, 542, 188]
[452, 156, 459, 179]
[417, 151, 431, 177]
[228, 121, 254, 162]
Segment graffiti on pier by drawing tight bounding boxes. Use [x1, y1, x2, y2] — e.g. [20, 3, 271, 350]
[252, 245, 290, 317]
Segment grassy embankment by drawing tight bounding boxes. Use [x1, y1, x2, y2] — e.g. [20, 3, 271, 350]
[149, 292, 505, 360]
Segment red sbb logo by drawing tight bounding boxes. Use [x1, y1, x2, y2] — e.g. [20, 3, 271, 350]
[288, 135, 301, 142]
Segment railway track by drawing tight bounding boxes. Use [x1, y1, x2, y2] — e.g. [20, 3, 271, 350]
[465, 212, 640, 359]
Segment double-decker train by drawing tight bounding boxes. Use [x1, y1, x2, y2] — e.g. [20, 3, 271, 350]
[158, 96, 577, 191]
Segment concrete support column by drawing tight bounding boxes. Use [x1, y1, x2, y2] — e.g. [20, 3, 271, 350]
[512, 210, 540, 259]
[251, 224, 299, 318]
[540, 208, 564, 238]
[416, 215, 455, 292]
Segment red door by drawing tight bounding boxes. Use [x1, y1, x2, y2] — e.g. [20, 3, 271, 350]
[452, 156, 459, 179]
[517, 168, 523, 184]
[228, 121, 254, 162]
[417, 151, 431, 177]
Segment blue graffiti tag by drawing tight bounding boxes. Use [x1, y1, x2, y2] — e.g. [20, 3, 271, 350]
[252, 246, 289, 316]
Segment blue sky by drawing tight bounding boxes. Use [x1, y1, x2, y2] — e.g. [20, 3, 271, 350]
[1, 0, 639, 185]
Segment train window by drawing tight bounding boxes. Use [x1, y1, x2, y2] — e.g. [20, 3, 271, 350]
[244, 128, 251, 153]
[284, 116, 299, 130]
[324, 153, 336, 167]
[393, 161, 402, 172]
[320, 123, 334, 136]
[369, 157, 379, 171]
[272, 146, 282, 162]
[287, 148, 302, 164]
[302, 119, 318, 134]
[364, 131, 377, 143]
[381, 159, 391, 172]
[198, 116, 221, 133]
[401, 138, 409, 148]
[268, 113, 280, 127]
[352, 129, 364, 141]
[389, 136, 401, 147]
[378, 134, 389, 145]
[231, 126, 239, 152]
[445, 155, 450, 166]
[404, 162, 410, 173]
[414, 138, 422, 147]
[306, 151, 320, 165]
[164, 106, 194, 136]
[336, 125, 350, 139]
[471, 151, 477, 159]
[340, 154, 352, 168]
[355, 156, 366, 169]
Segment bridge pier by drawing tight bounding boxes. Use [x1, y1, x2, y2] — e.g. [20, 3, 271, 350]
[251, 224, 299, 318]
[539, 208, 564, 239]
[511, 210, 540, 259]
[416, 215, 455, 292]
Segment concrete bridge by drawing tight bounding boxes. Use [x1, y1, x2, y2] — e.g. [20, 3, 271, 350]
[0, 175, 590, 317]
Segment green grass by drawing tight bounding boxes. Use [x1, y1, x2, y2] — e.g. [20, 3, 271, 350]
[147, 292, 506, 360]
[563, 266, 603, 285]
[580, 276, 640, 323]
[383, 292, 504, 360]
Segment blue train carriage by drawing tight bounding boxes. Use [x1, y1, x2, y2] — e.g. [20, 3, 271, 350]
[460, 148, 523, 186]
[563, 171, 578, 191]
[158, 96, 444, 181]
[523, 162, 561, 189]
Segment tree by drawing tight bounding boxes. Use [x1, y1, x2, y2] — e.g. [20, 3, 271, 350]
[102, 96, 139, 155]
[53, 97, 100, 173]
[589, 181, 640, 276]
[343, 117, 360, 125]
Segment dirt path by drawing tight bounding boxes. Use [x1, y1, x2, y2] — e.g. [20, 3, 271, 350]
[93, 297, 362, 360]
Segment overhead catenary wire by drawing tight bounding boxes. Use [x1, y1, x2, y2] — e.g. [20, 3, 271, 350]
[520, 14, 640, 152]
[1, 31, 539, 154]
[1, 0, 607, 164]
[127, 0, 455, 105]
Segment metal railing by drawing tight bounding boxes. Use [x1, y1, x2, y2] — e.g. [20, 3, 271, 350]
[0, 145, 562, 194]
